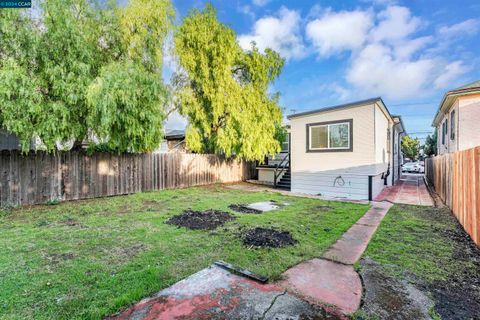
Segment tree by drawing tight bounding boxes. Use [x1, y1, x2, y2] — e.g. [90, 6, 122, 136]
[0, 0, 174, 152]
[401, 135, 420, 160]
[423, 130, 437, 157]
[173, 5, 285, 161]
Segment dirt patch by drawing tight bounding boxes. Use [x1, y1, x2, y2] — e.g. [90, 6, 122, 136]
[58, 217, 81, 227]
[44, 252, 76, 266]
[425, 222, 480, 319]
[316, 205, 334, 210]
[228, 204, 262, 214]
[166, 209, 235, 230]
[242, 227, 297, 248]
[358, 257, 434, 319]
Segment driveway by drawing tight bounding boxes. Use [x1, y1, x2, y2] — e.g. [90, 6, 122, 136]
[374, 173, 434, 206]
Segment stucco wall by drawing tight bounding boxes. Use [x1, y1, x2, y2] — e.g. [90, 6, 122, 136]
[458, 93, 480, 151]
[374, 104, 390, 164]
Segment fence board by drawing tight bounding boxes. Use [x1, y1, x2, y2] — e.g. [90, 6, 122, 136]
[0, 151, 253, 207]
[426, 146, 480, 246]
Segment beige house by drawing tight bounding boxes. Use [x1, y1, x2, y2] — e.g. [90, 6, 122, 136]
[255, 98, 405, 201]
[432, 80, 480, 155]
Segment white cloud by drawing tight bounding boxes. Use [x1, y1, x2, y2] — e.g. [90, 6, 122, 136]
[346, 43, 436, 99]
[306, 9, 373, 57]
[439, 19, 480, 38]
[370, 6, 422, 43]
[252, 0, 270, 7]
[237, 5, 255, 19]
[238, 7, 306, 61]
[392, 36, 432, 60]
[434, 61, 469, 89]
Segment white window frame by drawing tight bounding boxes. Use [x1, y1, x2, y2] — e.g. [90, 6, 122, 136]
[308, 121, 351, 151]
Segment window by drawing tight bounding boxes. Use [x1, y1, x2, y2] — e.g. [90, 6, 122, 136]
[307, 119, 352, 152]
[281, 133, 290, 152]
[442, 121, 446, 145]
[450, 110, 455, 140]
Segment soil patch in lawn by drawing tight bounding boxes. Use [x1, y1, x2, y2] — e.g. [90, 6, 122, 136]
[359, 257, 434, 320]
[425, 221, 480, 319]
[228, 204, 262, 214]
[166, 209, 235, 230]
[242, 227, 297, 248]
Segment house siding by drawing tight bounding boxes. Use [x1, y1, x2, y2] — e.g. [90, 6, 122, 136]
[289, 101, 392, 199]
[290, 103, 376, 172]
[436, 93, 480, 155]
[458, 93, 480, 151]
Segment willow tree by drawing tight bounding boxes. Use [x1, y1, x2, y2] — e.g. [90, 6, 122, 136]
[0, 0, 174, 152]
[174, 5, 285, 161]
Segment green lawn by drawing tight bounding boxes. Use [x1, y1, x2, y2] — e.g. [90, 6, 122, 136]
[0, 185, 369, 320]
[360, 204, 480, 319]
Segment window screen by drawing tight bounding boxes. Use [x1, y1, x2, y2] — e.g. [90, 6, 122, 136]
[310, 126, 328, 149]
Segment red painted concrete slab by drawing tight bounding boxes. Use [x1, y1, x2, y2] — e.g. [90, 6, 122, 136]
[323, 202, 392, 265]
[375, 174, 433, 206]
[279, 258, 362, 315]
[107, 265, 334, 320]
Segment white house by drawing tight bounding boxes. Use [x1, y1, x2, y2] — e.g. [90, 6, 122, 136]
[432, 80, 480, 155]
[255, 97, 406, 201]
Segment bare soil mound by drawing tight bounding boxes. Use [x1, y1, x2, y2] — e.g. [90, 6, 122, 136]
[242, 227, 297, 248]
[166, 209, 235, 230]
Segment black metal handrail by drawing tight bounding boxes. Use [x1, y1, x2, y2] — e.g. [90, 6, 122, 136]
[274, 152, 290, 188]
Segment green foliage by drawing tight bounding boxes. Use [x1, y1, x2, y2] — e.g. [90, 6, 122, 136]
[0, 0, 173, 153]
[87, 61, 168, 152]
[401, 135, 420, 160]
[174, 5, 285, 161]
[423, 130, 437, 157]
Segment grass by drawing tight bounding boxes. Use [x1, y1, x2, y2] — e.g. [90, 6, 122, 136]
[363, 204, 471, 283]
[0, 185, 369, 319]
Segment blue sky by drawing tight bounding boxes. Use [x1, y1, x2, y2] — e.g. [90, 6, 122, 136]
[166, 0, 480, 142]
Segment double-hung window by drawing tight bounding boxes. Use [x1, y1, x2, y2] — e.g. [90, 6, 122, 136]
[307, 119, 352, 152]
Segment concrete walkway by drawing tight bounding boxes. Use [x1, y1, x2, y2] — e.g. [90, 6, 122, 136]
[374, 174, 433, 206]
[279, 201, 392, 315]
[107, 201, 393, 319]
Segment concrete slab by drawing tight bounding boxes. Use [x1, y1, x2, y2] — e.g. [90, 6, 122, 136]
[107, 264, 332, 320]
[323, 202, 392, 265]
[247, 201, 279, 212]
[278, 258, 362, 315]
[375, 174, 434, 206]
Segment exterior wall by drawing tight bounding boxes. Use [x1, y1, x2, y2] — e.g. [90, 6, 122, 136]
[437, 100, 459, 155]
[371, 172, 386, 199]
[458, 93, 480, 151]
[257, 167, 285, 184]
[290, 103, 376, 173]
[289, 102, 393, 199]
[374, 105, 389, 164]
[291, 172, 369, 200]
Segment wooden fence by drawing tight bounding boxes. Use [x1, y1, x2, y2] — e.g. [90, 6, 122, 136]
[425, 146, 480, 246]
[0, 151, 254, 206]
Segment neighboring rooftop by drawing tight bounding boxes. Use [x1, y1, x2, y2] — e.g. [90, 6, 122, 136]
[287, 97, 390, 120]
[432, 80, 480, 126]
[451, 80, 480, 92]
[164, 129, 185, 139]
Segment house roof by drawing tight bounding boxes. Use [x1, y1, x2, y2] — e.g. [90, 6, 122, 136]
[392, 114, 407, 135]
[287, 97, 392, 120]
[432, 80, 480, 126]
[164, 129, 185, 140]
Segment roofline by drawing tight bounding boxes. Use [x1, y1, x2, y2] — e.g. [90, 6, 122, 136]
[287, 97, 391, 120]
[164, 134, 185, 140]
[392, 114, 407, 135]
[432, 86, 480, 126]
